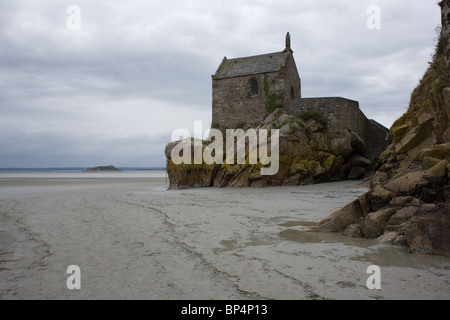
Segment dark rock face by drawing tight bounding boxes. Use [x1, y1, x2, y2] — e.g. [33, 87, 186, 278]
[308, 1, 450, 257]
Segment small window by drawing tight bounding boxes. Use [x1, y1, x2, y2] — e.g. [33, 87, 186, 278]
[291, 87, 295, 99]
[250, 79, 259, 96]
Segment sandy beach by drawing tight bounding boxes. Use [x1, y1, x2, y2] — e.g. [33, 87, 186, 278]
[0, 174, 449, 300]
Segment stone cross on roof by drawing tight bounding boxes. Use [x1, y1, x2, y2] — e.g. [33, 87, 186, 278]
[283, 32, 293, 53]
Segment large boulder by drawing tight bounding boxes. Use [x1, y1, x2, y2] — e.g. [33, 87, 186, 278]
[308, 199, 365, 233]
[330, 131, 353, 160]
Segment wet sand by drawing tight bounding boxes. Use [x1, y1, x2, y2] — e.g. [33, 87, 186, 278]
[0, 176, 449, 300]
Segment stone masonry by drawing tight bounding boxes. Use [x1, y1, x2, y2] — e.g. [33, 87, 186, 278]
[211, 33, 391, 159]
[212, 51, 300, 130]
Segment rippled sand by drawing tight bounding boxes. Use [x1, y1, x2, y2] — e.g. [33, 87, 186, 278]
[1, 175, 449, 300]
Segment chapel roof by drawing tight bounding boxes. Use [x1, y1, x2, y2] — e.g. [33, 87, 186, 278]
[212, 51, 291, 80]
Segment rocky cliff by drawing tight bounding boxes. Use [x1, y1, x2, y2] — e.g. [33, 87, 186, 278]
[308, 1, 450, 256]
[165, 107, 376, 189]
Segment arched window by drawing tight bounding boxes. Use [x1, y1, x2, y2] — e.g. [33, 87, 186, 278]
[250, 79, 259, 96]
[291, 87, 295, 99]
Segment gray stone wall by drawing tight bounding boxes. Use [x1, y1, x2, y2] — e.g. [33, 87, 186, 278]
[212, 73, 270, 130]
[280, 54, 301, 101]
[212, 70, 297, 131]
[365, 119, 391, 159]
[285, 97, 366, 140]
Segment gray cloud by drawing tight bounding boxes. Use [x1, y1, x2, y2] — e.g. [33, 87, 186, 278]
[0, 0, 442, 167]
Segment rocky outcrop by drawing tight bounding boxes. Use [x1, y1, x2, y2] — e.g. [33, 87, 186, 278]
[309, 159, 450, 256]
[308, 1, 450, 257]
[165, 108, 377, 189]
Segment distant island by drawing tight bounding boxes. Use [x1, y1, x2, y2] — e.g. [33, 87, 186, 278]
[83, 165, 121, 172]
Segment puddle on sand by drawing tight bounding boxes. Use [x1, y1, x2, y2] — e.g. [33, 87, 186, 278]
[279, 229, 323, 243]
[245, 236, 267, 246]
[351, 246, 450, 270]
[279, 229, 377, 249]
[278, 221, 317, 227]
[214, 237, 269, 254]
[213, 239, 237, 253]
[280, 229, 450, 270]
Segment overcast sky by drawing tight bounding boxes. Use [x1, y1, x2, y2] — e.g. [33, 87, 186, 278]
[0, 0, 442, 168]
